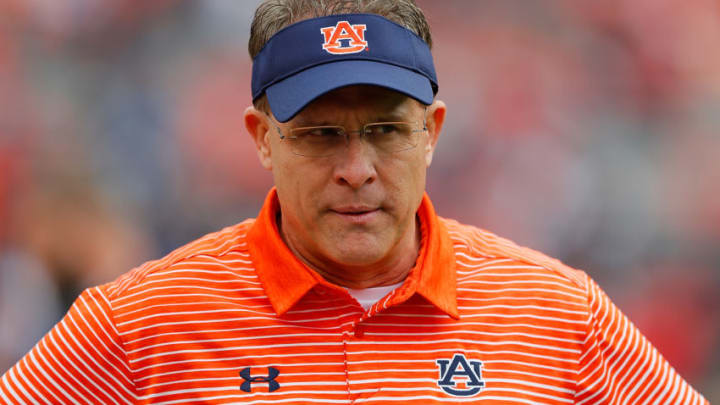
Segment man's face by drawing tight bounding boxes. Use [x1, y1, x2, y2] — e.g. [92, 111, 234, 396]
[247, 86, 445, 280]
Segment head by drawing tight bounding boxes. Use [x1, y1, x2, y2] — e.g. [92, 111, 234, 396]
[248, 0, 434, 115]
[244, 0, 446, 286]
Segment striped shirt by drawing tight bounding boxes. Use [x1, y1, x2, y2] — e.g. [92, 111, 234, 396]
[0, 189, 708, 404]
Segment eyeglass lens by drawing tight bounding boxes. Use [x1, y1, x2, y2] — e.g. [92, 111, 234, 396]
[287, 122, 421, 157]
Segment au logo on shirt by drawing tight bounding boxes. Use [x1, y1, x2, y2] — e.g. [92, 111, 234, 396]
[436, 354, 485, 396]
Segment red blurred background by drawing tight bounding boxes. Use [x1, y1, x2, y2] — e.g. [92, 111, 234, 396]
[0, 1, 718, 399]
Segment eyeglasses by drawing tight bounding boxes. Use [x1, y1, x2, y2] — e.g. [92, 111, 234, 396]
[272, 120, 428, 158]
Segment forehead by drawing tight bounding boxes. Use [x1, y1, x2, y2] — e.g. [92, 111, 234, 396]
[290, 85, 424, 123]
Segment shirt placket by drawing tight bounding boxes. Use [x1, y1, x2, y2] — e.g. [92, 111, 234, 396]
[309, 284, 367, 401]
[341, 288, 413, 403]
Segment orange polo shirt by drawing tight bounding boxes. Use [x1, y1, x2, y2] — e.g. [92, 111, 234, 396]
[0, 189, 708, 404]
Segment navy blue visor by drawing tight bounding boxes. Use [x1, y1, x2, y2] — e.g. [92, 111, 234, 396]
[251, 13, 438, 122]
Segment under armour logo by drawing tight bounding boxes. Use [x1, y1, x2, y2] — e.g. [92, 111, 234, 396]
[239, 367, 280, 393]
[436, 354, 485, 397]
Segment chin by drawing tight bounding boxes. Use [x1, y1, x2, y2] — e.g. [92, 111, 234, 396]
[326, 238, 388, 268]
[332, 251, 384, 268]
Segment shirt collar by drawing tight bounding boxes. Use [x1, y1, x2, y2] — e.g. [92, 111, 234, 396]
[247, 188, 458, 319]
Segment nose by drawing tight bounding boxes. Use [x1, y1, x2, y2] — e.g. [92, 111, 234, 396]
[332, 133, 377, 189]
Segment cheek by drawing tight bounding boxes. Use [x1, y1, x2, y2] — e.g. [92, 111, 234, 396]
[408, 152, 430, 204]
[382, 153, 428, 205]
[272, 159, 327, 218]
[407, 146, 430, 182]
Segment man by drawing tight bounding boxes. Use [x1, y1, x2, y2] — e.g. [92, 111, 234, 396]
[0, 0, 708, 403]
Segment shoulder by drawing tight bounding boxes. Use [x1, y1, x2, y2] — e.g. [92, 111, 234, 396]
[100, 219, 257, 300]
[440, 217, 588, 292]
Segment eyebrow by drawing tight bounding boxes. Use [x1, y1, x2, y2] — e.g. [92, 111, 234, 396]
[291, 118, 335, 127]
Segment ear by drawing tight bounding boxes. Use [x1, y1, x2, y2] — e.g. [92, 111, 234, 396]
[244, 106, 273, 170]
[423, 99, 446, 167]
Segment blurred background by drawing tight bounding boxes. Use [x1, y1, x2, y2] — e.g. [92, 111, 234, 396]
[0, 0, 718, 399]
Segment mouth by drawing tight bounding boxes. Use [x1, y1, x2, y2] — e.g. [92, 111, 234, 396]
[332, 206, 378, 214]
[329, 206, 381, 222]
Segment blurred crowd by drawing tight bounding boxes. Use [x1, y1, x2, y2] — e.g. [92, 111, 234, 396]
[0, 0, 718, 399]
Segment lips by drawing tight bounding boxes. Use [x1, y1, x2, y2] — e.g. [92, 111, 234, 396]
[329, 205, 381, 223]
[331, 206, 378, 215]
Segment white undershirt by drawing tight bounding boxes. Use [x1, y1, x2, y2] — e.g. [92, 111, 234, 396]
[346, 282, 404, 311]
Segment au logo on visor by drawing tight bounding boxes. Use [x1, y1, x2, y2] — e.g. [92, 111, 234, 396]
[321, 21, 368, 54]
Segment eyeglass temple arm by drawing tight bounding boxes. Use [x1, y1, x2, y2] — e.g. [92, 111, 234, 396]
[272, 123, 288, 140]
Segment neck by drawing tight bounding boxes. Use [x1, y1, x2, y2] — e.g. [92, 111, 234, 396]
[278, 213, 421, 289]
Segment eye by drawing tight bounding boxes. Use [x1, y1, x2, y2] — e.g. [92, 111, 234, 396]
[366, 123, 400, 136]
[365, 123, 412, 137]
[296, 127, 344, 138]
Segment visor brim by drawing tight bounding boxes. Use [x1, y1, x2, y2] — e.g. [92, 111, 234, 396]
[265, 60, 434, 123]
